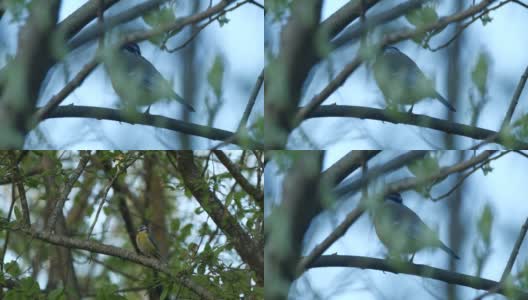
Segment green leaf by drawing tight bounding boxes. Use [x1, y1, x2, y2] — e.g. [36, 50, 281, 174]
[103, 205, 111, 216]
[180, 223, 193, 239]
[143, 7, 177, 28]
[194, 206, 203, 215]
[407, 153, 440, 179]
[207, 55, 225, 99]
[4, 277, 41, 300]
[512, 113, 528, 140]
[160, 285, 169, 300]
[5, 261, 21, 277]
[471, 52, 489, 96]
[217, 14, 230, 26]
[477, 204, 493, 246]
[481, 161, 493, 175]
[47, 288, 65, 300]
[142, 7, 178, 45]
[480, 13, 493, 25]
[406, 5, 438, 27]
[407, 153, 441, 195]
[13, 206, 22, 222]
[405, 6, 439, 44]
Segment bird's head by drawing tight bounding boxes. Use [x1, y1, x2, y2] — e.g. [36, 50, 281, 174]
[385, 192, 403, 204]
[137, 224, 148, 233]
[381, 45, 401, 54]
[121, 42, 141, 56]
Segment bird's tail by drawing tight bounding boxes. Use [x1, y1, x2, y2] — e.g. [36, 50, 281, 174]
[172, 92, 196, 112]
[434, 92, 456, 112]
[439, 243, 460, 259]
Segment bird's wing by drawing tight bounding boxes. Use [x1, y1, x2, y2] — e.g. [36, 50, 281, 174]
[391, 203, 439, 244]
[135, 56, 196, 111]
[385, 51, 436, 94]
[132, 56, 164, 94]
[147, 234, 162, 259]
[434, 92, 456, 111]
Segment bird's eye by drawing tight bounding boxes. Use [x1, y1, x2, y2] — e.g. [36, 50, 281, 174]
[123, 43, 141, 56]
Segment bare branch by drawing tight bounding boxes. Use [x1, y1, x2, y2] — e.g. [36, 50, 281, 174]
[238, 69, 264, 131]
[308, 255, 528, 298]
[172, 151, 263, 285]
[500, 217, 528, 282]
[7, 152, 31, 227]
[304, 105, 528, 149]
[7, 226, 216, 300]
[40, 105, 263, 149]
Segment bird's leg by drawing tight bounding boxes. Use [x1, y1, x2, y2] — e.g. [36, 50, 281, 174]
[408, 253, 415, 263]
[407, 104, 414, 113]
[144, 105, 152, 114]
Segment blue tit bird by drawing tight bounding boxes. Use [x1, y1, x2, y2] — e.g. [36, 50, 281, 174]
[136, 224, 162, 260]
[105, 42, 195, 113]
[373, 192, 459, 261]
[373, 46, 456, 113]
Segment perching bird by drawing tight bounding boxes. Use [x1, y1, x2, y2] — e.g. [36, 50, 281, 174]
[373, 46, 456, 113]
[373, 192, 459, 261]
[136, 224, 162, 260]
[105, 42, 195, 113]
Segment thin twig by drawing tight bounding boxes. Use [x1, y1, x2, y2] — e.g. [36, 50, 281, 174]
[86, 159, 136, 239]
[430, 0, 513, 51]
[33, 59, 99, 123]
[298, 151, 496, 276]
[238, 69, 264, 131]
[474, 216, 528, 300]
[47, 152, 91, 232]
[431, 151, 511, 201]
[0, 188, 17, 272]
[470, 64, 528, 149]
[213, 150, 263, 208]
[167, 0, 251, 52]
[501, 64, 528, 128]
[500, 216, 528, 281]
[7, 152, 31, 227]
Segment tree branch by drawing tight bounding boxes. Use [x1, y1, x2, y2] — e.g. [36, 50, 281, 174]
[308, 255, 528, 298]
[40, 105, 263, 148]
[66, 0, 169, 49]
[7, 152, 31, 227]
[500, 216, 528, 282]
[269, 0, 500, 148]
[295, 152, 503, 289]
[331, 0, 426, 48]
[47, 152, 91, 232]
[213, 150, 263, 208]
[172, 151, 263, 285]
[304, 105, 528, 149]
[6, 226, 216, 300]
[321, 150, 381, 186]
[501, 65, 528, 128]
[238, 68, 264, 131]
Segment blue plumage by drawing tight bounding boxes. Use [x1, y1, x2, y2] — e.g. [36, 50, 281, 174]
[373, 192, 459, 261]
[106, 42, 195, 112]
[373, 46, 456, 113]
